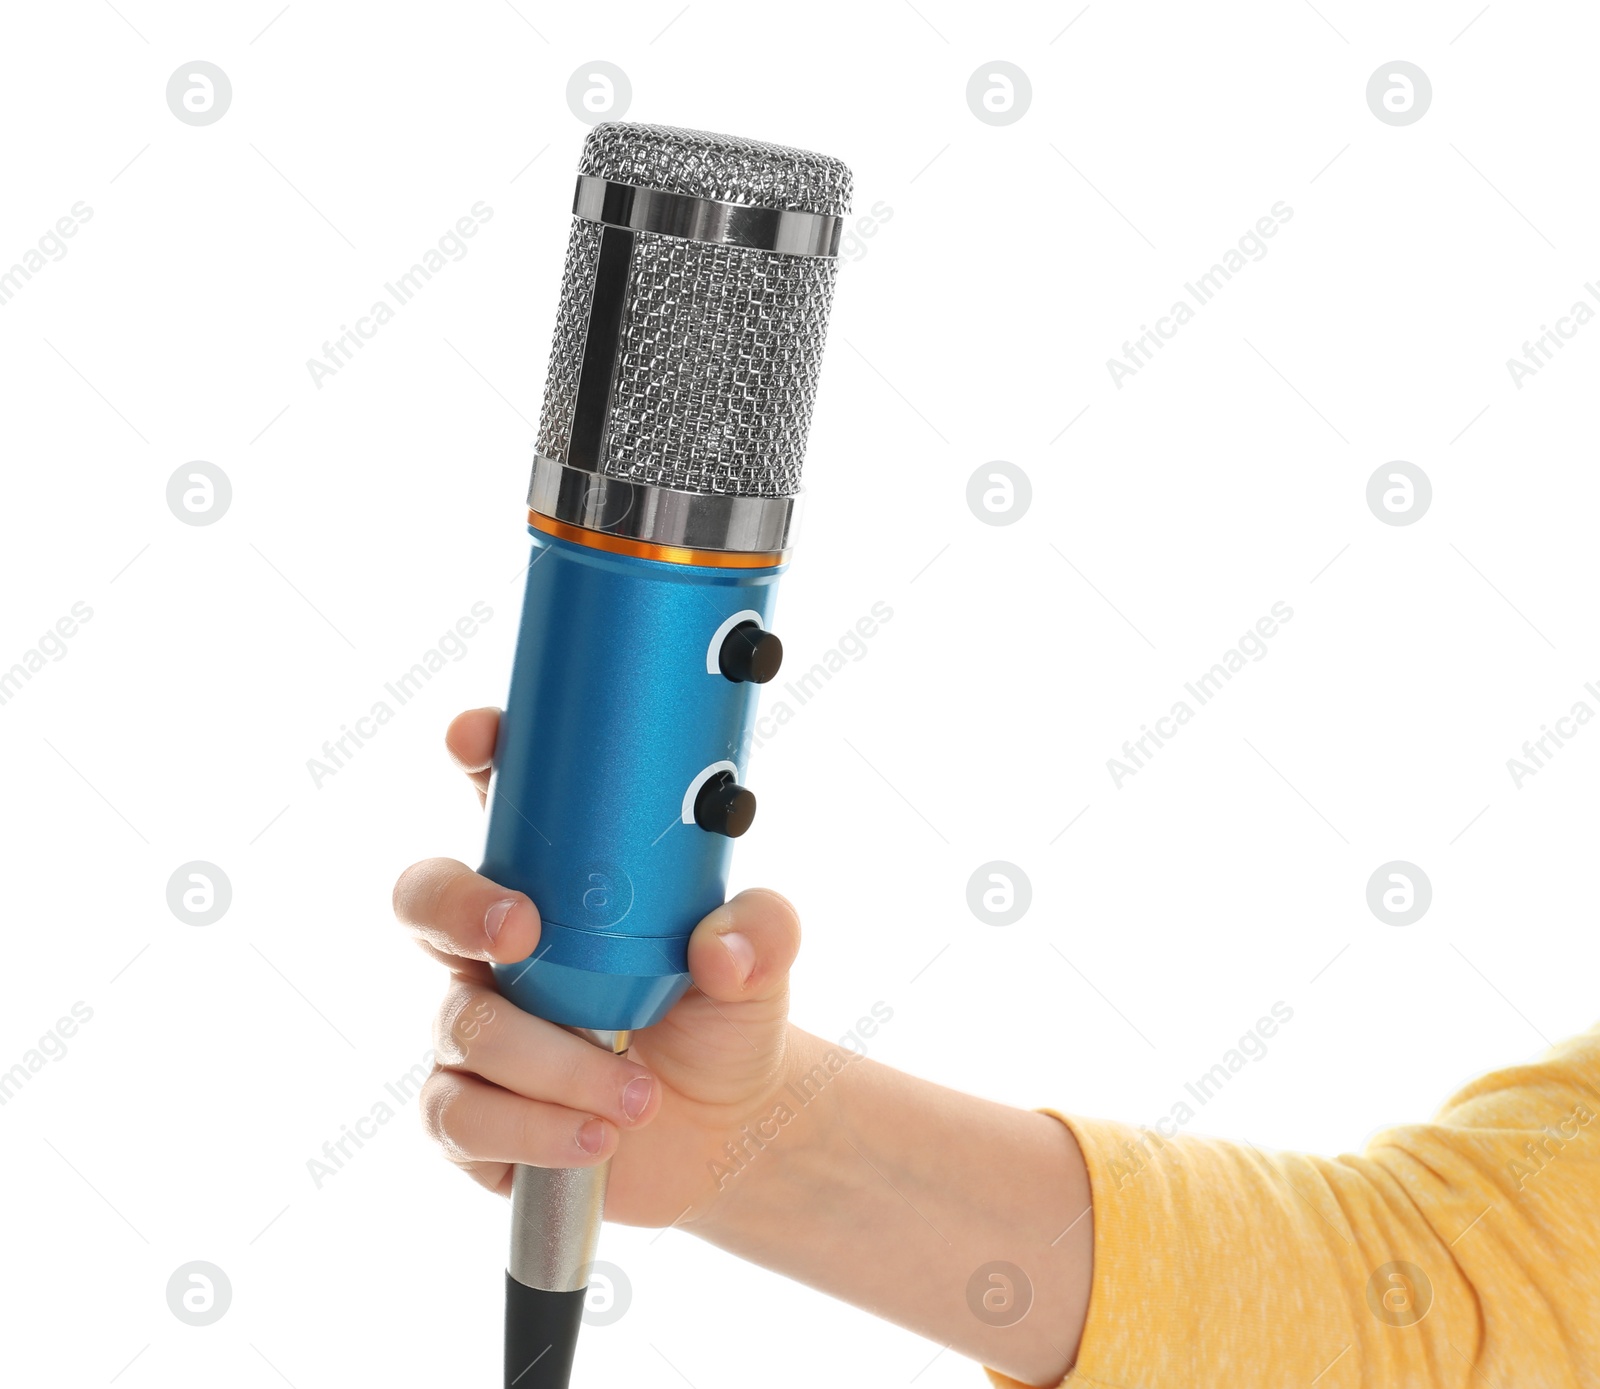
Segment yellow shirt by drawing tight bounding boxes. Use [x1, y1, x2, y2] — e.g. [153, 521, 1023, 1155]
[991, 1025, 1600, 1387]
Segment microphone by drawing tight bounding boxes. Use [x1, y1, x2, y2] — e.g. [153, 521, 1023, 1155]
[480, 122, 851, 1389]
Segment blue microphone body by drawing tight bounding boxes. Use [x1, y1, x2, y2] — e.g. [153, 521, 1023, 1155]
[486, 529, 784, 1032]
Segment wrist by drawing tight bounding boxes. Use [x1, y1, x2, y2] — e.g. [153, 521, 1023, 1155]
[688, 1024, 848, 1244]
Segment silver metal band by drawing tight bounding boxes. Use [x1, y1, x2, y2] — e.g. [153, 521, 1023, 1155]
[573, 176, 843, 258]
[509, 1164, 609, 1294]
[528, 455, 801, 554]
[508, 1029, 631, 1294]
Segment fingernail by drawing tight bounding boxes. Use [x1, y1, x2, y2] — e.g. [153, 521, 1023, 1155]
[576, 1117, 607, 1155]
[484, 897, 518, 944]
[721, 930, 756, 985]
[621, 1076, 653, 1122]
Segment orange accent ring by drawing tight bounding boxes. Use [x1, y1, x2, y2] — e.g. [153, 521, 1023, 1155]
[527, 511, 787, 569]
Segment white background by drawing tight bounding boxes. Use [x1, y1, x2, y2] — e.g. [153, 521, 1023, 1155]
[2, 2, 1596, 1385]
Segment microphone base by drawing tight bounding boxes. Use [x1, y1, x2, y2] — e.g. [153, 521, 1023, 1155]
[504, 1272, 586, 1389]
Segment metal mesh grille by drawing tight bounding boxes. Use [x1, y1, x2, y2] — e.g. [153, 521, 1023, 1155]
[535, 225, 840, 498]
[535, 218, 603, 467]
[579, 123, 852, 218]
[536, 124, 848, 499]
[602, 232, 838, 496]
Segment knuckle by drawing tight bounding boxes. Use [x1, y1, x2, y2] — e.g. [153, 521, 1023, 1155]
[392, 862, 426, 920]
[435, 985, 500, 1065]
[418, 1069, 458, 1148]
[424, 862, 462, 926]
[764, 887, 803, 938]
[555, 1038, 594, 1095]
[741, 886, 802, 942]
[394, 858, 453, 926]
[514, 1095, 561, 1164]
[408, 858, 482, 933]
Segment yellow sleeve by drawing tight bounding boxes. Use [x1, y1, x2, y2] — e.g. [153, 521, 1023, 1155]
[989, 1024, 1600, 1388]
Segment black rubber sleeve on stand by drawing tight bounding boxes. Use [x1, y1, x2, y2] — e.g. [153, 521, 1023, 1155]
[505, 1273, 586, 1388]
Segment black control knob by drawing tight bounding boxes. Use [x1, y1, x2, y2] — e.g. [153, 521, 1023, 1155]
[693, 771, 757, 838]
[718, 621, 783, 684]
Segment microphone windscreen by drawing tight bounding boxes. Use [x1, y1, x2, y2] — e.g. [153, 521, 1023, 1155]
[536, 123, 852, 502]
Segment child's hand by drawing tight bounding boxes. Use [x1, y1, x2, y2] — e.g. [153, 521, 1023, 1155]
[392, 706, 803, 1228]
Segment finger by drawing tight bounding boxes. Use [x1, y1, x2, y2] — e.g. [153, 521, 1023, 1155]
[434, 981, 661, 1129]
[685, 888, 802, 1008]
[393, 857, 540, 967]
[446, 707, 500, 805]
[438, 1149, 512, 1197]
[420, 1068, 617, 1170]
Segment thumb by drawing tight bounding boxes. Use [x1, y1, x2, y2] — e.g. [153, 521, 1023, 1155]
[685, 888, 801, 1011]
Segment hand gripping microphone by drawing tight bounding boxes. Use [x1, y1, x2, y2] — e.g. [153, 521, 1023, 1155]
[480, 123, 851, 1389]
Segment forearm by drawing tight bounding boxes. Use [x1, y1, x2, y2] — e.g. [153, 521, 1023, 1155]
[690, 1026, 1093, 1386]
